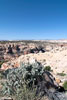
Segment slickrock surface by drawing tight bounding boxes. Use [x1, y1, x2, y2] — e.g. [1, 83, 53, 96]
[3, 49, 67, 73]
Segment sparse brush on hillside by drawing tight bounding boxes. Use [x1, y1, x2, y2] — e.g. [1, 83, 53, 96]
[57, 73, 66, 76]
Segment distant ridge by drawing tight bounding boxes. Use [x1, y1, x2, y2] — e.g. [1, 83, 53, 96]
[0, 39, 67, 43]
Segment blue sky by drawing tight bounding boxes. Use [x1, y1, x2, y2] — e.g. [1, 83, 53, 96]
[0, 0, 67, 40]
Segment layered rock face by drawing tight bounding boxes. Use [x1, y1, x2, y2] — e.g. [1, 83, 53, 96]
[0, 42, 46, 61]
[1, 40, 67, 62]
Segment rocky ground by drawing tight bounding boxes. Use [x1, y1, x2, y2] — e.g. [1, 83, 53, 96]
[1, 49, 67, 86]
[0, 40, 67, 61]
[0, 40, 67, 99]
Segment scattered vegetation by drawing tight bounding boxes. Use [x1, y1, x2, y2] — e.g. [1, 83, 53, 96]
[63, 81, 67, 90]
[57, 73, 66, 76]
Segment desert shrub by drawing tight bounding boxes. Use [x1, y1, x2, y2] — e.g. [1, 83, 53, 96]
[57, 73, 66, 76]
[0, 73, 2, 79]
[44, 66, 51, 71]
[63, 81, 67, 90]
[15, 84, 37, 100]
[2, 62, 45, 99]
[0, 61, 4, 68]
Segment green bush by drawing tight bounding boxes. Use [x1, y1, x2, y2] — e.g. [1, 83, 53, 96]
[44, 66, 51, 71]
[63, 81, 67, 90]
[0, 73, 2, 79]
[2, 62, 45, 99]
[0, 61, 4, 68]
